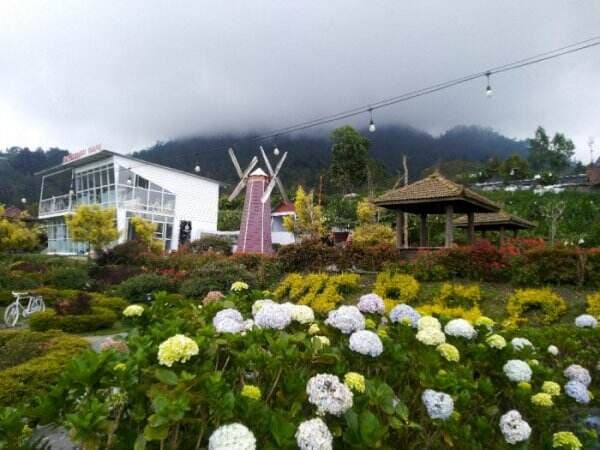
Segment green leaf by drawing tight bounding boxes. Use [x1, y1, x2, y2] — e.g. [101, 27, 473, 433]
[359, 410, 381, 445]
[155, 368, 179, 386]
[134, 434, 146, 450]
[143, 424, 168, 441]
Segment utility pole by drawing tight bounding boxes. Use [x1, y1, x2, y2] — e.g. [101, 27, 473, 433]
[402, 155, 408, 248]
[318, 175, 324, 206]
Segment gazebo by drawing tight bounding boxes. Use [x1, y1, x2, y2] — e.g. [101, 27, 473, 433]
[373, 172, 500, 248]
[453, 210, 535, 244]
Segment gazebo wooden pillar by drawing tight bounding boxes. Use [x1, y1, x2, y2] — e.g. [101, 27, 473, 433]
[419, 213, 428, 247]
[445, 204, 454, 248]
[373, 172, 500, 250]
[467, 211, 475, 244]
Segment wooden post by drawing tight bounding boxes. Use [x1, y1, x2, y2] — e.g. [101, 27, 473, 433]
[499, 225, 506, 246]
[402, 155, 408, 248]
[396, 211, 404, 249]
[445, 204, 454, 248]
[467, 211, 475, 244]
[419, 213, 428, 247]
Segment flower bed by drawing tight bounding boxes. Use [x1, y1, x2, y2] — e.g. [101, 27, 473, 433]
[28, 286, 599, 449]
[505, 288, 567, 327]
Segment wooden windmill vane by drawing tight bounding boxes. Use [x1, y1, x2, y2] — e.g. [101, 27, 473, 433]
[228, 146, 288, 254]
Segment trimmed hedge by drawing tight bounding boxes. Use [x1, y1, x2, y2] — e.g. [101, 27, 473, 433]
[29, 307, 118, 333]
[0, 330, 88, 406]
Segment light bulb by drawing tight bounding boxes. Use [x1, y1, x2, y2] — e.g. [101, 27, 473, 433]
[369, 120, 376, 133]
[20, 198, 26, 204]
[194, 165, 201, 173]
[486, 85, 493, 97]
[274, 146, 280, 156]
[127, 177, 132, 185]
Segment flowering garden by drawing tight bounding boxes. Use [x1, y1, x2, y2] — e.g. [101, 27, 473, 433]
[0, 242, 600, 449]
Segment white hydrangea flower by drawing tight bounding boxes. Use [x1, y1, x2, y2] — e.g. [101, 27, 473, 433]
[254, 303, 292, 330]
[499, 410, 531, 445]
[417, 316, 442, 331]
[348, 330, 384, 357]
[208, 423, 256, 450]
[511, 337, 534, 351]
[416, 328, 446, 346]
[213, 308, 247, 334]
[357, 293, 385, 315]
[325, 306, 365, 334]
[575, 314, 598, 328]
[306, 374, 353, 416]
[286, 303, 315, 324]
[389, 304, 421, 327]
[564, 380, 591, 404]
[444, 319, 477, 340]
[547, 345, 559, 356]
[295, 418, 333, 450]
[252, 299, 275, 315]
[564, 364, 591, 387]
[421, 389, 454, 420]
[503, 360, 532, 382]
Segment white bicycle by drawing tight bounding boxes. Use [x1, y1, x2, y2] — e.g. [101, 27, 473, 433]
[3, 292, 45, 327]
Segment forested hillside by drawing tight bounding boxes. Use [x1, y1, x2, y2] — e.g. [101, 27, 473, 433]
[0, 124, 527, 207]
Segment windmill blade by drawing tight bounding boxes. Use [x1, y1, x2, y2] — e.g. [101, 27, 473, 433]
[228, 178, 247, 202]
[261, 152, 287, 203]
[260, 146, 288, 202]
[227, 156, 258, 202]
[261, 177, 278, 203]
[228, 147, 243, 179]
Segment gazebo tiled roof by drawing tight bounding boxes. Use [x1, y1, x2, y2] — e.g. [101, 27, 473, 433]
[453, 210, 536, 230]
[373, 172, 500, 214]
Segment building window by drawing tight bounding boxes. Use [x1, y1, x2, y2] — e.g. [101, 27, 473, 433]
[126, 211, 174, 250]
[116, 165, 175, 214]
[73, 163, 116, 208]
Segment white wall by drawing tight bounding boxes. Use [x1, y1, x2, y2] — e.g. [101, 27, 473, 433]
[113, 155, 221, 250]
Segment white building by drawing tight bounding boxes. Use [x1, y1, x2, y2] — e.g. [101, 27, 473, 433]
[36, 147, 223, 254]
[271, 201, 296, 246]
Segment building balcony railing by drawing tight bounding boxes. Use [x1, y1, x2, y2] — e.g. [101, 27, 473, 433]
[39, 194, 72, 216]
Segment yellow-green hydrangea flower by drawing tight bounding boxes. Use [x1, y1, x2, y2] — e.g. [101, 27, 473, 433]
[344, 372, 366, 393]
[531, 392, 553, 407]
[231, 281, 249, 292]
[241, 384, 262, 400]
[123, 304, 144, 317]
[312, 335, 330, 347]
[157, 334, 199, 367]
[365, 318, 377, 330]
[113, 363, 127, 372]
[377, 328, 389, 339]
[542, 381, 561, 396]
[308, 323, 320, 335]
[436, 343, 460, 362]
[552, 431, 582, 450]
[517, 381, 532, 391]
[475, 316, 495, 329]
[485, 334, 506, 349]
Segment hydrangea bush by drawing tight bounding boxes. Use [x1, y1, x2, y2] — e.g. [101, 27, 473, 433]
[24, 286, 600, 449]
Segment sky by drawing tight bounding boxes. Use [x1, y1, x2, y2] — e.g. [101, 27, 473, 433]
[1, 1, 599, 161]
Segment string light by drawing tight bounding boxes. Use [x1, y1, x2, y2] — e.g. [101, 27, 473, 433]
[368, 108, 376, 133]
[194, 164, 201, 173]
[273, 136, 280, 156]
[485, 72, 493, 97]
[185, 37, 599, 159]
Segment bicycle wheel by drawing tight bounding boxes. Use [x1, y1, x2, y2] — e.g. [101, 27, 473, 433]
[28, 297, 46, 314]
[4, 303, 20, 327]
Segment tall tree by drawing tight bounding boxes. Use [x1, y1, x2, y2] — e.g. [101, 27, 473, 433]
[0, 204, 39, 252]
[499, 154, 530, 181]
[329, 126, 370, 193]
[527, 126, 575, 173]
[283, 186, 325, 240]
[66, 205, 119, 255]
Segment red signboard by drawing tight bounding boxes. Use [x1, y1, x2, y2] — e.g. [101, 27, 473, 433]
[62, 144, 102, 164]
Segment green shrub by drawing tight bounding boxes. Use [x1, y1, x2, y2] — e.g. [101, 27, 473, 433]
[90, 294, 128, 314]
[511, 248, 582, 286]
[54, 292, 92, 315]
[46, 266, 90, 290]
[179, 260, 256, 299]
[191, 235, 233, 255]
[31, 287, 79, 305]
[29, 307, 117, 333]
[115, 273, 174, 302]
[96, 240, 158, 266]
[0, 291, 13, 307]
[585, 248, 600, 287]
[277, 240, 341, 272]
[88, 264, 142, 288]
[0, 330, 88, 406]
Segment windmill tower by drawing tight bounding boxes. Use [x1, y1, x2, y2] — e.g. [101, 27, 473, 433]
[228, 147, 288, 254]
